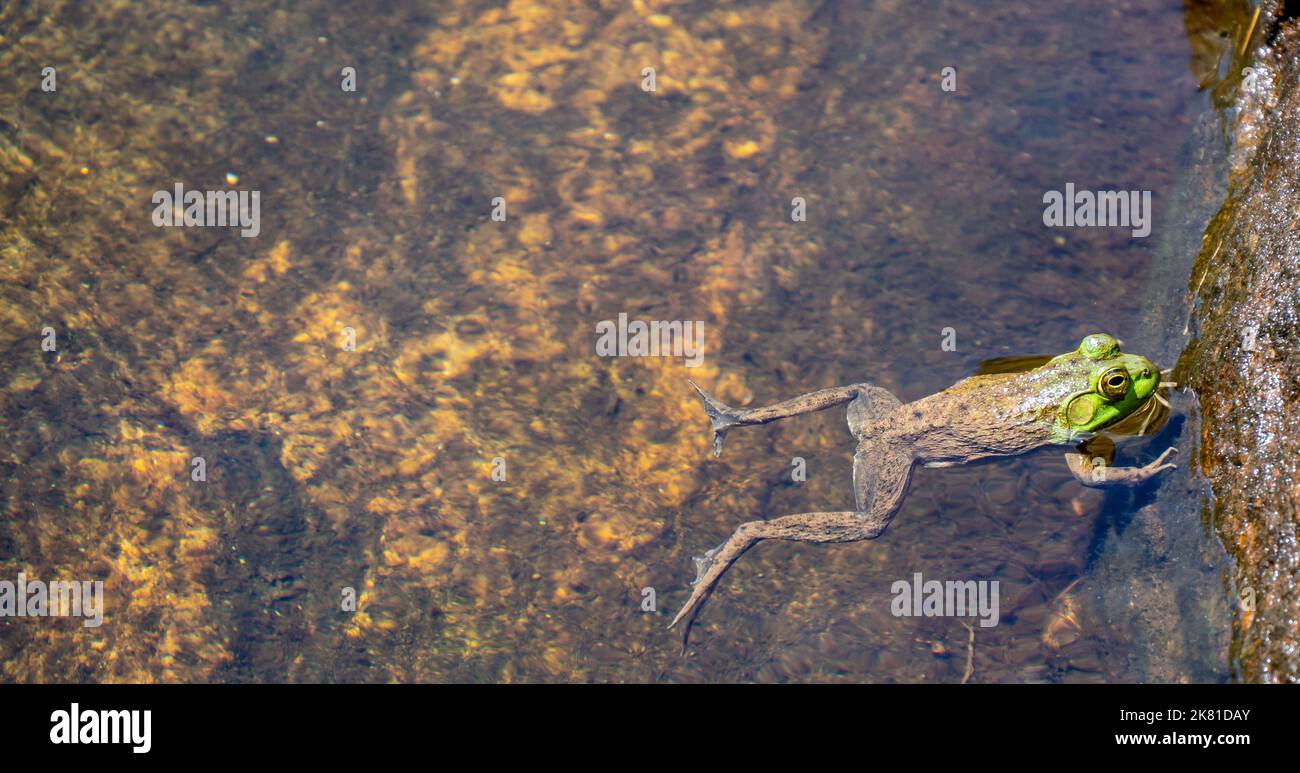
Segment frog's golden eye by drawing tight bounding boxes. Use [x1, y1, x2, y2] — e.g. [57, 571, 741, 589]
[1098, 367, 1129, 399]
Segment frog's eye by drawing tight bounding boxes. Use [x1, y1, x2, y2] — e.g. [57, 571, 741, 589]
[1098, 367, 1129, 399]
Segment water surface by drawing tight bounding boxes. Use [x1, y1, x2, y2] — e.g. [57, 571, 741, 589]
[0, 0, 1235, 682]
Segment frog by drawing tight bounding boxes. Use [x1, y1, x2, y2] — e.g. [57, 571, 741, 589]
[668, 333, 1178, 639]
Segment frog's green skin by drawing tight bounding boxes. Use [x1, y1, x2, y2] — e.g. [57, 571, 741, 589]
[668, 333, 1177, 640]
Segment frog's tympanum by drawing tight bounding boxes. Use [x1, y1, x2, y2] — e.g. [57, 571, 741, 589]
[669, 333, 1177, 637]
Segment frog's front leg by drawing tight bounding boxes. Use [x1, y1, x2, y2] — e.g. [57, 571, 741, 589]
[1064, 436, 1177, 488]
[668, 438, 914, 641]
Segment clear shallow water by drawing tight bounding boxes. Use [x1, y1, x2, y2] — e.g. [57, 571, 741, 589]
[0, 0, 1235, 681]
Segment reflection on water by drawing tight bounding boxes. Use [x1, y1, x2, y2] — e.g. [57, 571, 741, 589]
[0, 0, 1233, 682]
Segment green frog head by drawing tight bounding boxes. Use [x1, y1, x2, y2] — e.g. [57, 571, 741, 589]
[1046, 333, 1163, 443]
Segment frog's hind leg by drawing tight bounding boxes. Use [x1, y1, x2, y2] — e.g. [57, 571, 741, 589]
[688, 379, 864, 457]
[846, 384, 902, 440]
[669, 438, 914, 645]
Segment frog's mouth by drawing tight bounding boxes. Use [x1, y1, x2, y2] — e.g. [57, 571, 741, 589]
[1108, 369, 1176, 437]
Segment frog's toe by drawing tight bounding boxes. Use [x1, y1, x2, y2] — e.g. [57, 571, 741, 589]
[687, 379, 744, 456]
[669, 541, 729, 633]
[1142, 447, 1178, 476]
[690, 543, 725, 586]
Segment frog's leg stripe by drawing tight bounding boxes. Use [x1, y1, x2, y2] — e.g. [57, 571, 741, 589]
[669, 439, 914, 646]
[687, 379, 864, 457]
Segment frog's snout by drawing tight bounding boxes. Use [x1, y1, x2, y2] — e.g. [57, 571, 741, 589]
[1129, 356, 1160, 400]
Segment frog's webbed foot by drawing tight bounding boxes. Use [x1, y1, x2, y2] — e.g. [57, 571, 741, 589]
[668, 539, 737, 645]
[1065, 445, 1177, 488]
[690, 543, 725, 587]
[687, 379, 746, 457]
